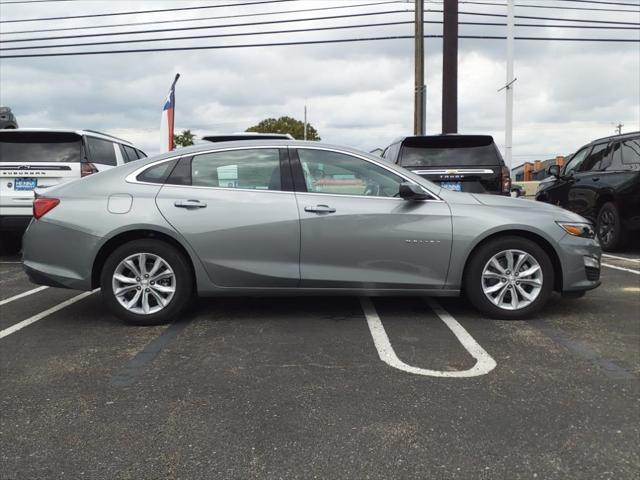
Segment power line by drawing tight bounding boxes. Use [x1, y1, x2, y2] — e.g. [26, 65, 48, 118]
[2, 34, 638, 59]
[453, 0, 640, 12]
[0, 10, 414, 43]
[0, 1, 404, 36]
[2, 8, 635, 45]
[4, 19, 638, 52]
[553, 0, 640, 6]
[0, 0, 297, 23]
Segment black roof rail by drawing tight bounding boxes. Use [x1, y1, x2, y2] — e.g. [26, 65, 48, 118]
[83, 129, 132, 145]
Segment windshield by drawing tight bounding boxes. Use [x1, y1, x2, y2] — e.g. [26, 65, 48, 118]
[0, 132, 82, 163]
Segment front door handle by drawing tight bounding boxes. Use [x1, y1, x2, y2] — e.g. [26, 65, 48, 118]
[304, 204, 336, 214]
[174, 199, 207, 209]
[592, 177, 600, 182]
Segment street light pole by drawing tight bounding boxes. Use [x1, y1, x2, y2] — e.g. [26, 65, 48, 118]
[442, 0, 458, 134]
[414, 0, 425, 135]
[504, 0, 515, 169]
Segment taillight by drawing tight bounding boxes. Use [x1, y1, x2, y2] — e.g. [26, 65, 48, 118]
[33, 197, 60, 220]
[81, 162, 98, 177]
[501, 166, 511, 194]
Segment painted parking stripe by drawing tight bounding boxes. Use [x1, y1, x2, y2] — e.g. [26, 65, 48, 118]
[602, 254, 640, 264]
[0, 290, 97, 340]
[360, 297, 497, 378]
[0, 286, 48, 306]
[601, 263, 640, 275]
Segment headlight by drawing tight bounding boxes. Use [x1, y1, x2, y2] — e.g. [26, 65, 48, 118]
[557, 221, 596, 239]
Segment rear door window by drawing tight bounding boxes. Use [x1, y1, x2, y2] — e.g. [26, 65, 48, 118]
[86, 137, 117, 166]
[187, 149, 282, 191]
[621, 138, 640, 165]
[0, 131, 81, 163]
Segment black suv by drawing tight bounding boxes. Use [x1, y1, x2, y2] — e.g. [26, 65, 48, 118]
[535, 132, 640, 251]
[382, 135, 511, 195]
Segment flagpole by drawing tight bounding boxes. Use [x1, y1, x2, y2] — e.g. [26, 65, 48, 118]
[170, 73, 180, 151]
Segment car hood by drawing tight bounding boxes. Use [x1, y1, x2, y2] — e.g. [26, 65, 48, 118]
[470, 193, 588, 222]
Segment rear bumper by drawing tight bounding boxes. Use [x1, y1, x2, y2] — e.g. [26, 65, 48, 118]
[0, 215, 32, 233]
[22, 219, 100, 291]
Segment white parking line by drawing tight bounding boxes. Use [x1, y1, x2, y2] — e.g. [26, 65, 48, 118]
[0, 262, 22, 264]
[0, 286, 49, 307]
[602, 254, 640, 264]
[360, 297, 497, 378]
[0, 290, 97, 340]
[602, 263, 640, 275]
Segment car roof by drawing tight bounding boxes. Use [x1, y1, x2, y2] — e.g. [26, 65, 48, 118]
[0, 128, 135, 146]
[144, 140, 386, 164]
[588, 131, 640, 145]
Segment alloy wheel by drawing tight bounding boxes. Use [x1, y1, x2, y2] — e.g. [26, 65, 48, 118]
[112, 252, 176, 315]
[481, 249, 543, 311]
[598, 209, 615, 245]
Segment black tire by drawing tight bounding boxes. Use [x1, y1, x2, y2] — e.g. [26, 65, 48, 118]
[464, 236, 554, 320]
[100, 239, 194, 325]
[596, 202, 625, 252]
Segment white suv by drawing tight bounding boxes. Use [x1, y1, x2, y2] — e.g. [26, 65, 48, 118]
[0, 129, 146, 250]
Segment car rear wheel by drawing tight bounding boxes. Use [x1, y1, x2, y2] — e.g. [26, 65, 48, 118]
[100, 239, 193, 325]
[464, 236, 554, 319]
[596, 202, 625, 252]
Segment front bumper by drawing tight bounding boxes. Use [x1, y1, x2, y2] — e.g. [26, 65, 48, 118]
[557, 234, 602, 293]
[22, 219, 101, 291]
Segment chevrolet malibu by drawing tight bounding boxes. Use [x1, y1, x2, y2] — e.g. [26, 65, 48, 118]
[22, 140, 601, 325]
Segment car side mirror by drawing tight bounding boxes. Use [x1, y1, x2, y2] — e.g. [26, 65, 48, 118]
[399, 182, 430, 201]
[547, 165, 560, 178]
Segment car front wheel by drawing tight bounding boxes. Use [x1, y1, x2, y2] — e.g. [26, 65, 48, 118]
[100, 239, 194, 325]
[464, 236, 554, 319]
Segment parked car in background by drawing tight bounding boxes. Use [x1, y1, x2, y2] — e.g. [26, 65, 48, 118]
[22, 140, 600, 325]
[0, 106, 18, 129]
[201, 132, 294, 143]
[0, 129, 146, 252]
[536, 131, 640, 251]
[381, 135, 511, 195]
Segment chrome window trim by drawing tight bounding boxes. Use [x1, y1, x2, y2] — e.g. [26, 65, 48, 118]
[293, 145, 442, 201]
[125, 144, 443, 201]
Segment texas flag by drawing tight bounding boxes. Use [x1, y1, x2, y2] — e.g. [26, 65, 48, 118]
[160, 73, 180, 153]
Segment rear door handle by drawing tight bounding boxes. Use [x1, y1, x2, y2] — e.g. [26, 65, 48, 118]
[592, 177, 600, 182]
[174, 199, 207, 209]
[304, 204, 336, 214]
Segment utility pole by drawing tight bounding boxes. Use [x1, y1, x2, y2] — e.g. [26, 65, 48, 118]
[615, 122, 623, 135]
[442, 0, 458, 134]
[414, 0, 425, 135]
[503, 0, 515, 169]
[304, 104, 308, 140]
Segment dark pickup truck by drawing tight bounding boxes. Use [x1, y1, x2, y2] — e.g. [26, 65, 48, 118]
[536, 131, 640, 251]
[381, 135, 511, 195]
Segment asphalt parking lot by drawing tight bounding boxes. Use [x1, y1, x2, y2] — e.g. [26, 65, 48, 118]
[1, 251, 638, 480]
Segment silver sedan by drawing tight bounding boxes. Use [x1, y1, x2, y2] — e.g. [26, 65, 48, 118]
[22, 140, 601, 325]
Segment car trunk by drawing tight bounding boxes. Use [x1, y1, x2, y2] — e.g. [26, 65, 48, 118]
[0, 131, 82, 216]
[398, 136, 507, 194]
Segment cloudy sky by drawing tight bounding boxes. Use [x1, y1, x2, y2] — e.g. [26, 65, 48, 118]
[1, 0, 638, 166]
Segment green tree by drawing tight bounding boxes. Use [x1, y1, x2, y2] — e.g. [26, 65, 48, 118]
[173, 129, 195, 147]
[246, 116, 320, 141]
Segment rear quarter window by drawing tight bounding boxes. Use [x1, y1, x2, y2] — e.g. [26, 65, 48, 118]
[86, 137, 117, 166]
[136, 159, 178, 184]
